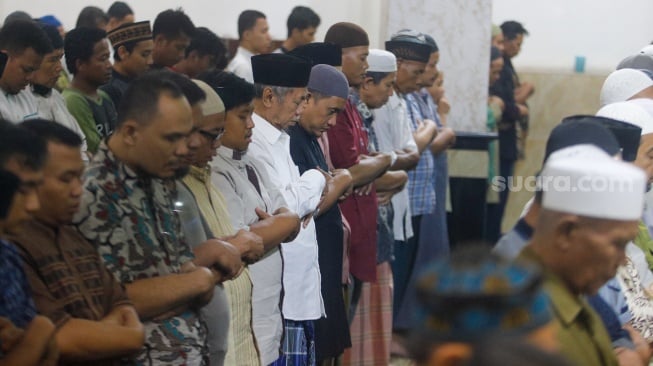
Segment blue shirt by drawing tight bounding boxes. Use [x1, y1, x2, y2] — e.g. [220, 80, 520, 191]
[404, 92, 436, 217]
[0, 239, 36, 328]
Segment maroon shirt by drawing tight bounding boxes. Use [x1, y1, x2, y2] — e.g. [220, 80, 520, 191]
[328, 99, 378, 282]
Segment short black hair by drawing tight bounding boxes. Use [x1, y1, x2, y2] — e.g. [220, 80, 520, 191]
[153, 9, 195, 40]
[0, 20, 53, 56]
[186, 27, 226, 62]
[366, 71, 392, 85]
[0, 119, 46, 171]
[238, 10, 266, 39]
[64, 27, 108, 75]
[0, 169, 20, 219]
[21, 119, 82, 148]
[199, 70, 255, 111]
[107, 1, 134, 21]
[112, 39, 141, 62]
[286, 6, 320, 38]
[116, 72, 184, 127]
[154, 70, 206, 106]
[76, 6, 108, 29]
[500, 20, 528, 41]
[38, 23, 63, 50]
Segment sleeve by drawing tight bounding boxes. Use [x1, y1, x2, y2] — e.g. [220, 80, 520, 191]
[64, 91, 100, 153]
[103, 265, 132, 310]
[74, 180, 133, 284]
[399, 110, 418, 151]
[176, 182, 210, 247]
[14, 246, 72, 329]
[328, 108, 360, 169]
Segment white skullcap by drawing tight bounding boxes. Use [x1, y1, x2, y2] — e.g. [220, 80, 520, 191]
[546, 144, 612, 163]
[600, 69, 653, 106]
[192, 79, 225, 116]
[641, 45, 653, 56]
[367, 49, 397, 73]
[539, 149, 646, 220]
[597, 100, 653, 135]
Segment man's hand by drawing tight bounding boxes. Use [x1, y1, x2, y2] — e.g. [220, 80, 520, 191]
[0, 317, 25, 353]
[227, 228, 265, 265]
[376, 191, 394, 206]
[210, 241, 243, 280]
[517, 104, 529, 117]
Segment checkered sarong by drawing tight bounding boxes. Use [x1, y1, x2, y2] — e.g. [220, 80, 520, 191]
[342, 262, 394, 366]
[270, 319, 316, 366]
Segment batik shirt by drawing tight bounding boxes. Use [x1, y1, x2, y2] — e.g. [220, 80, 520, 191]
[74, 142, 207, 365]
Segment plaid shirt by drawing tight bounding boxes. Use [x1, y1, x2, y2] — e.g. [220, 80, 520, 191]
[404, 92, 436, 216]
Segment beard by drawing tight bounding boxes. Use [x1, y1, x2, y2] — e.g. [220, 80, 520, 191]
[172, 165, 190, 180]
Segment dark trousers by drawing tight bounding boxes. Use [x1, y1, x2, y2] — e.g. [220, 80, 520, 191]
[485, 159, 515, 243]
[391, 215, 422, 321]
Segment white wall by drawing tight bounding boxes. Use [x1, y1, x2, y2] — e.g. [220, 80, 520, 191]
[0, 0, 386, 47]
[492, 0, 653, 72]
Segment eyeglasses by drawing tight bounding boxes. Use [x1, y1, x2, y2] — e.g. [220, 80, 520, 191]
[198, 128, 224, 142]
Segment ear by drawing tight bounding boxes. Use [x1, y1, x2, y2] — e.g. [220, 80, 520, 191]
[186, 49, 199, 62]
[427, 343, 472, 366]
[360, 77, 373, 91]
[553, 214, 580, 252]
[121, 120, 139, 146]
[117, 45, 129, 60]
[262, 87, 275, 108]
[242, 29, 252, 42]
[153, 34, 167, 47]
[75, 58, 85, 73]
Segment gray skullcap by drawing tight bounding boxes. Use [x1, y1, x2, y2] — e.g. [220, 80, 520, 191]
[386, 29, 431, 63]
[307, 64, 349, 100]
[192, 79, 225, 116]
[617, 54, 653, 74]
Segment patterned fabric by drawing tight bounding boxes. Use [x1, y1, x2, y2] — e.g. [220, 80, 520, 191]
[617, 257, 653, 342]
[74, 142, 207, 365]
[9, 221, 131, 327]
[633, 220, 653, 270]
[0, 239, 36, 329]
[9, 221, 133, 366]
[404, 92, 436, 216]
[270, 320, 316, 366]
[342, 263, 393, 366]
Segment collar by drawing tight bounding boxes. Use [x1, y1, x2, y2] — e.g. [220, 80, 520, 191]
[216, 145, 248, 163]
[519, 246, 584, 327]
[387, 90, 404, 109]
[237, 46, 256, 60]
[252, 112, 284, 145]
[187, 165, 211, 183]
[111, 68, 132, 83]
[31, 84, 52, 97]
[96, 141, 139, 180]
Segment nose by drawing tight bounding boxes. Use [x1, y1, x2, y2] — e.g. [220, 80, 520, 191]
[176, 139, 190, 157]
[71, 177, 83, 198]
[187, 132, 202, 151]
[326, 115, 337, 127]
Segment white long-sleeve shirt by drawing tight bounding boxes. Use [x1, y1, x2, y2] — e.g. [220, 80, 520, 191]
[247, 112, 326, 322]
